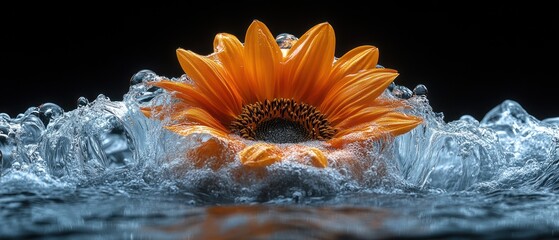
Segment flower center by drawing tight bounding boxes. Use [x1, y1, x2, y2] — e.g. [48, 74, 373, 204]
[230, 98, 336, 143]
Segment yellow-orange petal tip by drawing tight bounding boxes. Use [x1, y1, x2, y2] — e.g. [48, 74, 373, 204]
[307, 148, 328, 168]
[239, 143, 283, 168]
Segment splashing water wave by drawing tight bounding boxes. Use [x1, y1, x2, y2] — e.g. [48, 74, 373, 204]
[2, 70, 559, 197]
[2, 70, 559, 238]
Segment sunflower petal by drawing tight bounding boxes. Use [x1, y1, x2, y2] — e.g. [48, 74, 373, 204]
[244, 20, 282, 101]
[321, 68, 398, 120]
[170, 107, 228, 133]
[372, 112, 423, 136]
[329, 97, 409, 127]
[213, 33, 250, 101]
[189, 137, 230, 170]
[176, 49, 242, 116]
[239, 143, 283, 168]
[305, 147, 328, 168]
[151, 80, 232, 123]
[332, 106, 394, 130]
[329, 112, 422, 147]
[330, 45, 379, 83]
[282, 22, 335, 105]
[163, 125, 245, 170]
[166, 124, 230, 139]
[140, 106, 160, 119]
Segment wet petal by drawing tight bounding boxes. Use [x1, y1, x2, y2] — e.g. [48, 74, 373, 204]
[282, 22, 335, 105]
[213, 33, 251, 101]
[151, 80, 232, 124]
[171, 107, 228, 133]
[188, 137, 244, 170]
[328, 112, 422, 148]
[321, 68, 398, 120]
[244, 20, 282, 101]
[328, 97, 409, 127]
[165, 125, 230, 139]
[140, 106, 160, 119]
[177, 49, 242, 116]
[330, 45, 379, 83]
[305, 147, 328, 168]
[239, 143, 283, 167]
[332, 106, 393, 130]
[372, 112, 423, 136]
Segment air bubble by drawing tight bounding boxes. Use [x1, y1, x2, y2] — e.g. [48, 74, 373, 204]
[130, 69, 157, 85]
[77, 97, 89, 108]
[413, 84, 428, 96]
[392, 85, 413, 99]
[39, 103, 64, 126]
[387, 82, 396, 91]
[276, 33, 298, 49]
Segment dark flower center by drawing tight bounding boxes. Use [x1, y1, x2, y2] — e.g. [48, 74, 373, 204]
[230, 98, 336, 143]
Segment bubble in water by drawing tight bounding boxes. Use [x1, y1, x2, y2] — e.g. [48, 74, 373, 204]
[387, 82, 396, 91]
[39, 103, 64, 126]
[392, 85, 413, 99]
[276, 33, 298, 49]
[77, 97, 89, 108]
[128, 70, 165, 104]
[130, 69, 157, 85]
[413, 84, 428, 96]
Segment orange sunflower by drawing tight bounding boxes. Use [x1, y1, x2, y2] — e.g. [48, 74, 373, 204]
[143, 20, 422, 171]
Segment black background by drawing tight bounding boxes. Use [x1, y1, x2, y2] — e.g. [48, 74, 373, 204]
[2, 2, 557, 122]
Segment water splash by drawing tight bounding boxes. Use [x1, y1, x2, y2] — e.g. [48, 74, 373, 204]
[1, 70, 559, 201]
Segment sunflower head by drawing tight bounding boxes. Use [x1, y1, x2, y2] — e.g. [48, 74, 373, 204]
[143, 20, 422, 170]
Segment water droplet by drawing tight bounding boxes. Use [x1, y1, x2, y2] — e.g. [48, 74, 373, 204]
[413, 84, 428, 96]
[392, 85, 413, 99]
[376, 64, 385, 69]
[387, 82, 396, 91]
[39, 103, 64, 126]
[77, 97, 89, 107]
[130, 69, 156, 85]
[276, 33, 298, 49]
